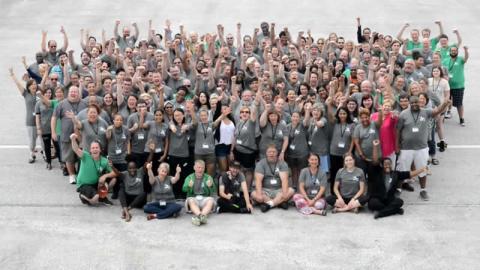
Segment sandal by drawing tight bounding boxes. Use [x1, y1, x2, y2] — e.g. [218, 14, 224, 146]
[431, 158, 439, 165]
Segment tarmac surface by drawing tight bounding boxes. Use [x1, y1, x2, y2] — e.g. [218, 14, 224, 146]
[0, 1, 479, 269]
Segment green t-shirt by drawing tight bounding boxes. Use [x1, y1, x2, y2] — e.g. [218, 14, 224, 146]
[51, 99, 62, 135]
[76, 151, 111, 187]
[406, 40, 422, 51]
[437, 44, 457, 63]
[430, 37, 439, 51]
[443, 56, 465, 89]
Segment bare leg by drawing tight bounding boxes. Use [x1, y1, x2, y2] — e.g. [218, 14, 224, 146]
[66, 161, 76, 176]
[188, 199, 201, 216]
[200, 199, 214, 215]
[244, 169, 253, 189]
[217, 157, 228, 174]
[419, 176, 427, 189]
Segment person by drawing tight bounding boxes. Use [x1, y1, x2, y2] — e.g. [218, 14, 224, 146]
[371, 99, 398, 162]
[143, 109, 169, 174]
[111, 161, 147, 222]
[428, 67, 450, 152]
[183, 160, 217, 226]
[127, 99, 154, 168]
[9, 69, 40, 163]
[35, 88, 54, 169]
[286, 108, 311, 189]
[74, 104, 109, 152]
[144, 162, 183, 220]
[326, 153, 368, 213]
[251, 144, 295, 213]
[369, 139, 428, 219]
[259, 105, 288, 160]
[214, 103, 236, 174]
[292, 153, 328, 216]
[308, 103, 330, 174]
[52, 86, 88, 184]
[70, 133, 117, 206]
[443, 46, 468, 126]
[217, 161, 253, 214]
[396, 95, 451, 200]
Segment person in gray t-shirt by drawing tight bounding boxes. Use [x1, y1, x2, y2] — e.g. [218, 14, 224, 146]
[326, 154, 368, 213]
[251, 145, 294, 212]
[286, 110, 311, 188]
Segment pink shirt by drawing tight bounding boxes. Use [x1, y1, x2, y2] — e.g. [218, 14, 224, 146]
[371, 112, 397, 157]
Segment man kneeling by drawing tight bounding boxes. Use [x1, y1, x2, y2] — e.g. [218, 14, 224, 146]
[251, 144, 294, 212]
[183, 160, 217, 226]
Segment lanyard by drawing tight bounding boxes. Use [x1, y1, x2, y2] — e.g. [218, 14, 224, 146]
[237, 120, 247, 136]
[155, 122, 164, 138]
[448, 57, 457, 72]
[88, 121, 99, 136]
[339, 123, 348, 138]
[432, 78, 440, 93]
[201, 123, 209, 140]
[69, 101, 79, 114]
[113, 127, 124, 148]
[91, 157, 102, 177]
[271, 123, 278, 141]
[309, 167, 318, 184]
[268, 161, 278, 176]
[411, 110, 420, 126]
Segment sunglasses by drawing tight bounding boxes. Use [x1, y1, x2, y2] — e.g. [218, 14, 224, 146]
[50, 78, 58, 81]
[165, 106, 173, 109]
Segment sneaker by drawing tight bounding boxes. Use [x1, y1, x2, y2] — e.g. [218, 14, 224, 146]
[46, 163, 52, 170]
[62, 167, 69, 176]
[444, 110, 451, 119]
[69, 175, 76, 184]
[373, 211, 381, 219]
[420, 190, 429, 201]
[460, 118, 465, 126]
[79, 194, 90, 205]
[28, 156, 36, 164]
[397, 208, 404, 215]
[146, 214, 156, 220]
[437, 141, 446, 152]
[99, 197, 114, 206]
[191, 216, 201, 226]
[278, 202, 289, 210]
[260, 203, 271, 213]
[401, 182, 415, 192]
[199, 214, 208, 224]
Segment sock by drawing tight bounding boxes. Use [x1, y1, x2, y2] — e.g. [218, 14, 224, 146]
[267, 200, 274, 207]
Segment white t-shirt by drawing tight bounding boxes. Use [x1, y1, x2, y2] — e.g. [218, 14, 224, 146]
[218, 120, 235, 145]
[428, 78, 450, 103]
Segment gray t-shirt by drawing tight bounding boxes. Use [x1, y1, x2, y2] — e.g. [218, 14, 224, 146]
[299, 167, 327, 199]
[34, 100, 53, 134]
[193, 122, 216, 155]
[23, 90, 38, 126]
[286, 122, 309, 158]
[255, 158, 289, 189]
[335, 167, 365, 198]
[107, 126, 130, 164]
[234, 119, 257, 154]
[397, 108, 433, 150]
[167, 124, 190, 157]
[308, 118, 330, 156]
[144, 121, 169, 153]
[79, 118, 109, 150]
[54, 99, 88, 142]
[329, 123, 355, 156]
[353, 122, 379, 160]
[127, 112, 154, 154]
[121, 169, 144, 195]
[259, 122, 288, 158]
[152, 176, 175, 202]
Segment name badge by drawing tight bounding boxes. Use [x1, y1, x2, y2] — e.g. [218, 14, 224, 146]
[369, 129, 375, 134]
[196, 195, 204, 200]
[159, 200, 166, 207]
[412, 127, 419, 133]
[310, 190, 318, 195]
[308, 141, 312, 146]
[137, 133, 145, 140]
[270, 178, 278, 185]
[202, 144, 209, 149]
[449, 74, 453, 78]
[236, 139, 243, 145]
[164, 184, 170, 190]
[155, 147, 162, 153]
[289, 144, 296, 150]
[338, 142, 346, 148]
[115, 148, 122, 154]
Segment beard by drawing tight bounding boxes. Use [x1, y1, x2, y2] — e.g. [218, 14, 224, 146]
[450, 52, 458, 58]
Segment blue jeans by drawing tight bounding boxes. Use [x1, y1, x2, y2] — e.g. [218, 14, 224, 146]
[144, 202, 182, 219]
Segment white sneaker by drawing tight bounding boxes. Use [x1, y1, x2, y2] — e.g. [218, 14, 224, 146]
[69, 175, 76, 184]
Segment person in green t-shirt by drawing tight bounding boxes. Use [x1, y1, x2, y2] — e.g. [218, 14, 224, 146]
[421, 21, 444, 50]
[183, 159, 217, 226]
[443, 46, 469, 126]
[70, 133, 117, 206]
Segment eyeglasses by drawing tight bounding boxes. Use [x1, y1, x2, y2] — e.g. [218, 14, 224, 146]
[201, 72, 208, 75]
[240, 111, 250, 114]
[50, 78, 58, 81]
[50, 45, 57, 48]
[165, 106, 173, 109]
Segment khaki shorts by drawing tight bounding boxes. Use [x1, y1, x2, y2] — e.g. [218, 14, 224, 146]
[194, 153, 216, 164]
[185, 196, 216, 212]
[61, 141, 77, 163]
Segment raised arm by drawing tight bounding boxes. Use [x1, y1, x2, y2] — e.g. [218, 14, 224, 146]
[396, 23, 409, 43]
[431, 100, 451, 118]
[114, 19, 121, 39]
[463, 46, 469, 63]
[453, 29, 462, 47]
[435, 21, 444, 38]
[70, 133, 84, 158]
[80, 29, 86, 51]
[41, 30, 47, 53]
[60, 26, 69, 52]
[236, 23, 242, 49]
[132, 22, 139, 40]
[8, 68, 25, 95]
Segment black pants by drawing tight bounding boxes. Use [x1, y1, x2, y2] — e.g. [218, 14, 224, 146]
[168, 155, 192, 199]
[329, 155, 344, 194]
[53, 139, 61, 163]
[326, 194, 369, 206]
[217, 195, 248, 213]
[118, 188, 147, 208]
[151, 152, 164, 175]
[355, 157, 376, 195]
[42, 134, 52, 164]
[368, 197, 404, 218]
[112, 163, 128, 197]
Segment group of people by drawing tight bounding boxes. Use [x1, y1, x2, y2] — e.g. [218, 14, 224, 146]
[9, 17, 467, 225]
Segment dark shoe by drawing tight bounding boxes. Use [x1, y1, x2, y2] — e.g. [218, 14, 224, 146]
[46, 163, 52, 170]
[397, 208, 404, 215]
[62, 167, 69, 176]
[431, 158, 439, 165]
[260, 203, 271, 213]
[111, 193, 119, 200]
[239, 207, 251, 214]
[373, 211, 380, 219]
[402, 182, 415, 192]
[460, 118, 465, 126]
[99, 197, 113, 206]
[79, 194, 90, 205]
[437, 141, 446, 152]
[28, 156, 36, 164]
[420, 190, 429, 201]
[278, 202, 289, 210]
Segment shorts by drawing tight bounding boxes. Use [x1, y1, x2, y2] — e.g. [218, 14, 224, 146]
[450, 88, 464, 107]
[398, 148, 429, 178]
[234, 149, 256, 169]
[61, 141, 77, 163]
[185, 196, 216, 212]
[326, 194, 369, 206]
[194, 153, 216, 164]
[77, 184, 98, 200]
[215, 144, 231, 157]
[286, 155, 308, 169]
